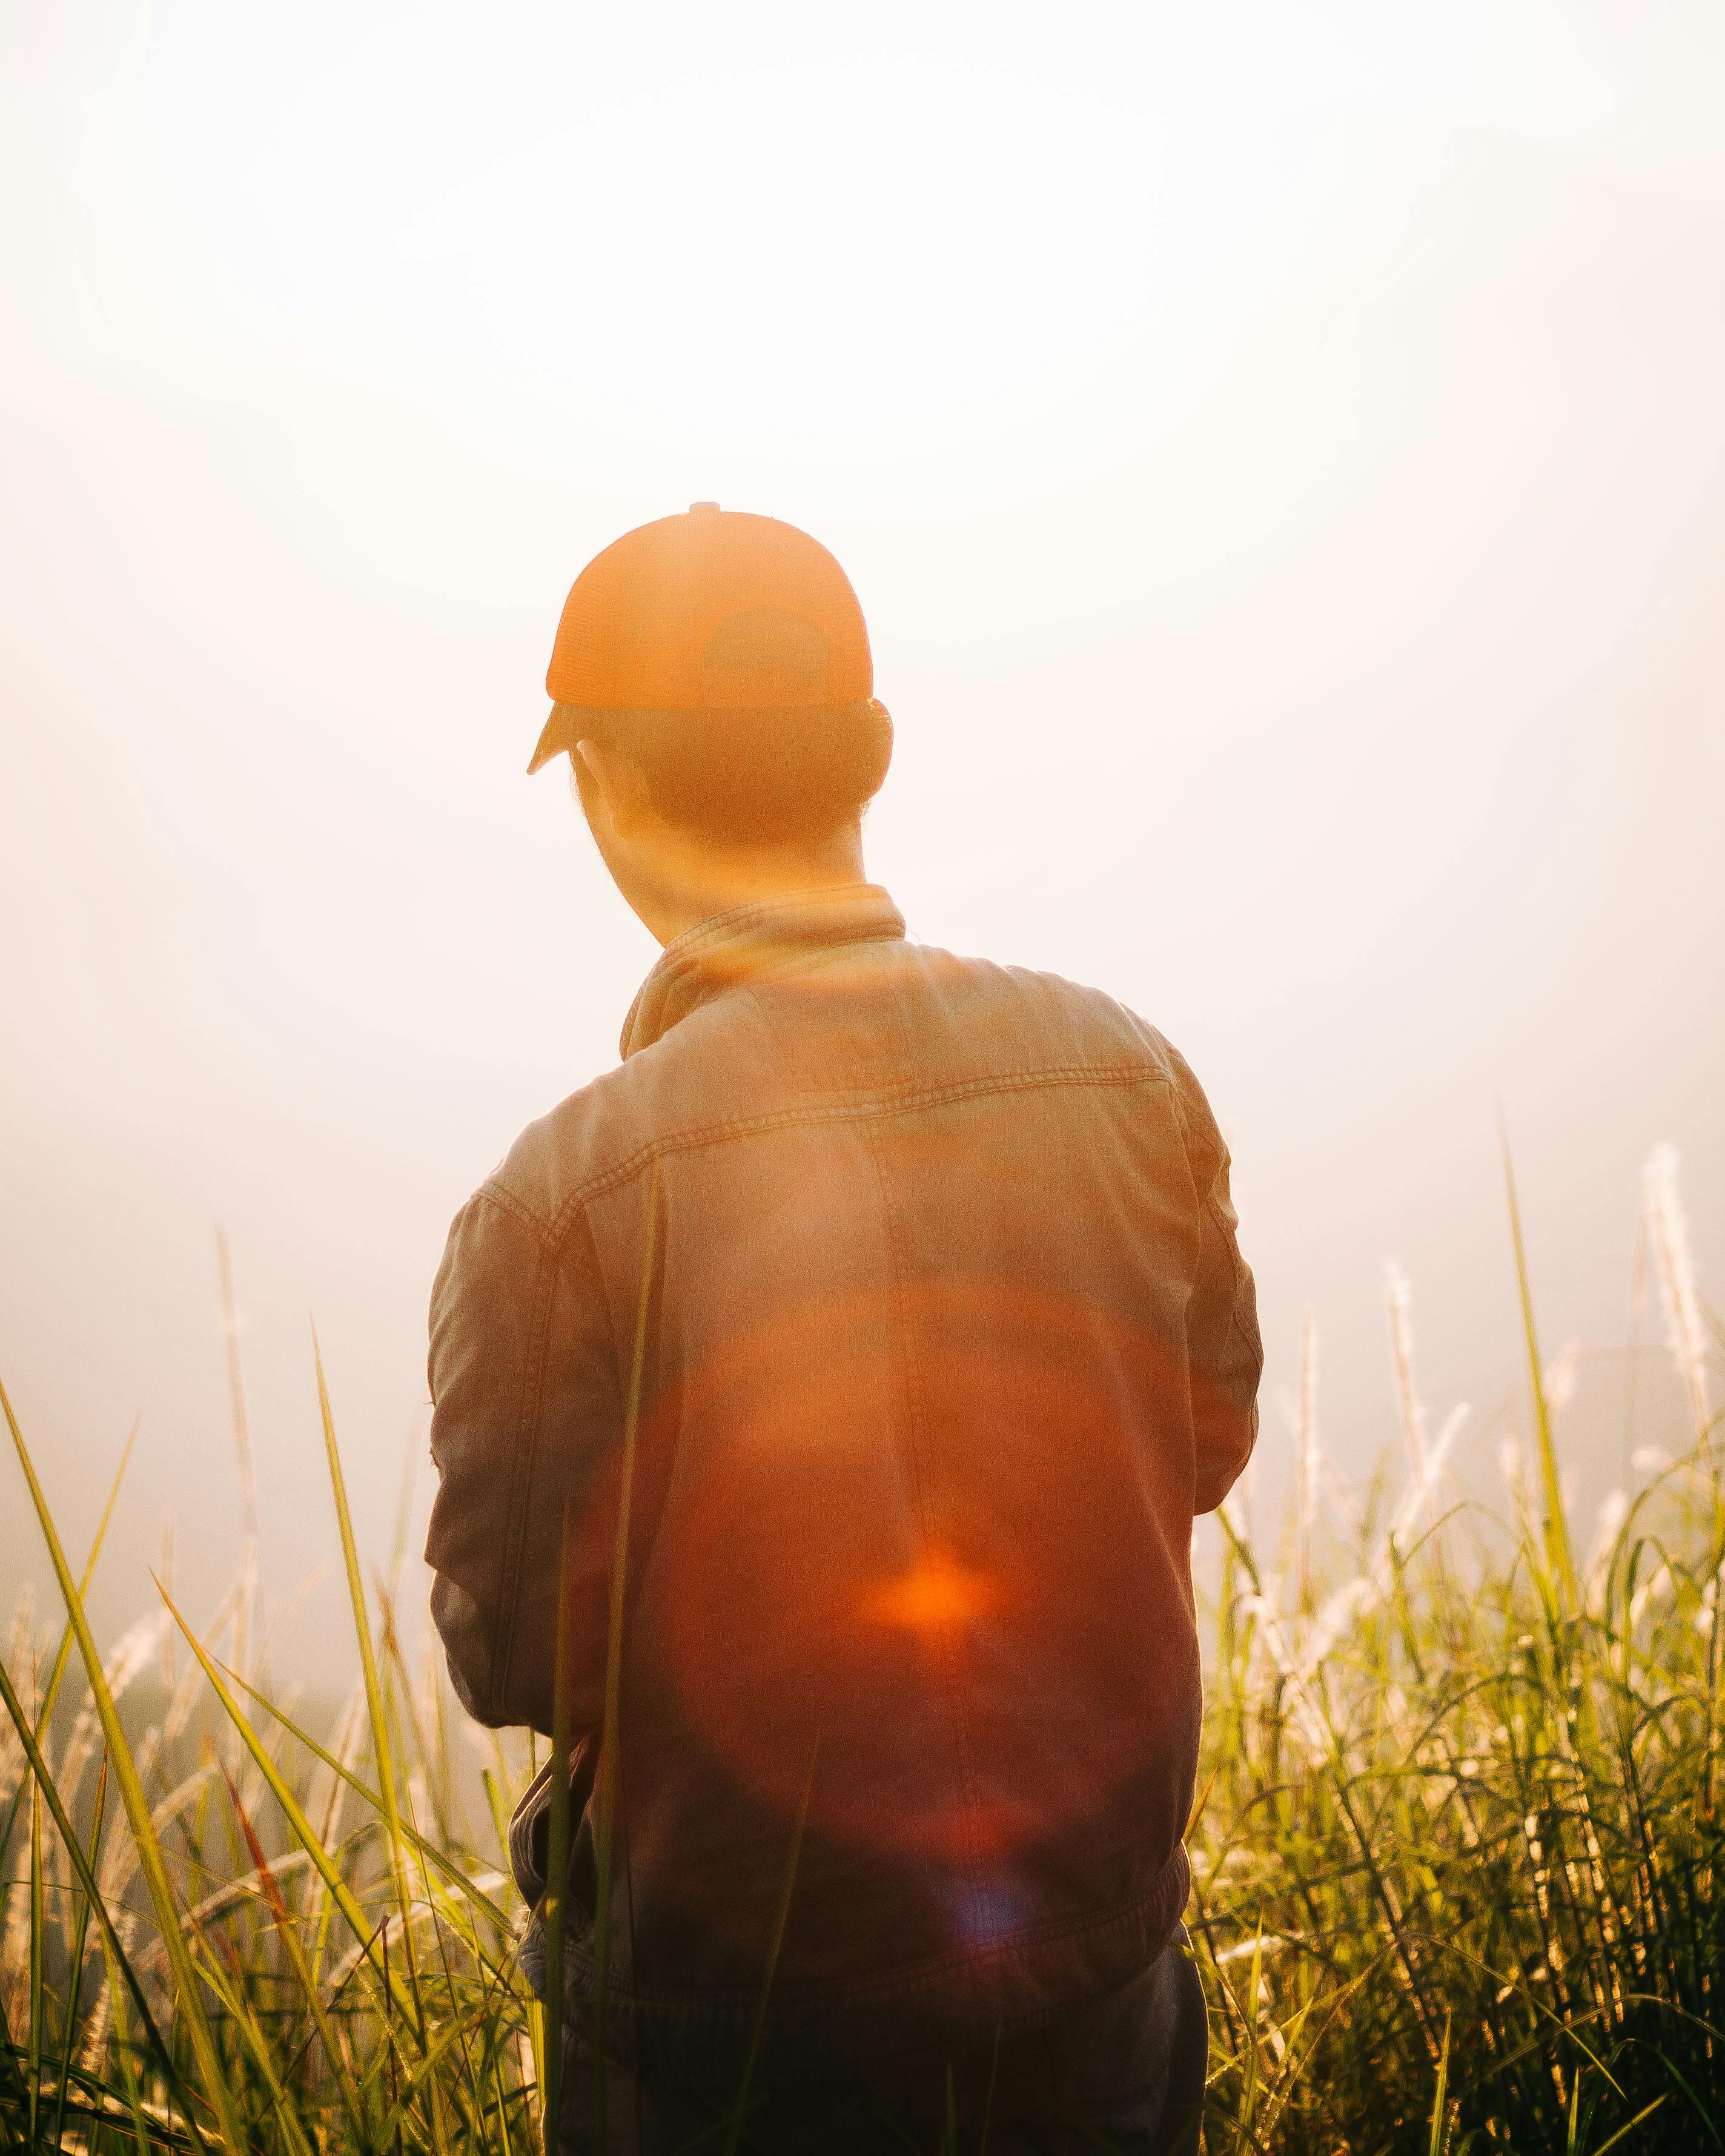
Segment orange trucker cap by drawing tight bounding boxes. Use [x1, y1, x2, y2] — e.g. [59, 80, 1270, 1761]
[528, 503, 875, 774]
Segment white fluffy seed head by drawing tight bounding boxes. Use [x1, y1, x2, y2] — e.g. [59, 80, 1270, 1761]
[1643, 1145, 1712, 1451]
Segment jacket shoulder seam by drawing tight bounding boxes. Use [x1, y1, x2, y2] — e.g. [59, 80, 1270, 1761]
[477, 1178, 603, 1285]
[474, 1179, 553, 1243]
[543, 1062, 1168, 1240]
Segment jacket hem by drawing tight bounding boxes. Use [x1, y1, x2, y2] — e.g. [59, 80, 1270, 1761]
[558, 1843, 1191, 2042]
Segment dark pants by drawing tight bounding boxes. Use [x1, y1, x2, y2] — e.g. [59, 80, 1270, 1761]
[554, 1937, 1208, 2155]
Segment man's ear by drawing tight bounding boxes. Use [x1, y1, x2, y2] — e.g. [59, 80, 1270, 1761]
[573, 739, 652, 838]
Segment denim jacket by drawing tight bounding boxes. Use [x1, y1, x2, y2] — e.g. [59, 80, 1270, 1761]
[425, 886, 1259, 2082]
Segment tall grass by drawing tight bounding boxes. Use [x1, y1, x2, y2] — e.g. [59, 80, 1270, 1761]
[1195, 1149, 1721, 2151]
[2, 1154, 1719, 2153]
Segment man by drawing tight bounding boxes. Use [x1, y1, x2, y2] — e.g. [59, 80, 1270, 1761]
[426, 504, 1260, 2153]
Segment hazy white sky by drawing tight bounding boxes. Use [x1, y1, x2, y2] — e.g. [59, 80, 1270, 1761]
[4, 1, 1722, 1664]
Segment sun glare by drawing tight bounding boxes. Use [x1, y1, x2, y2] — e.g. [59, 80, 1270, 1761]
[397, 62, 1158, 435]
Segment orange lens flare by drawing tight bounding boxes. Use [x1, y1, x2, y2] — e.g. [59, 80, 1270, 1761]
[643, 1277, 1193, 1869]
[862, 1552, 999, 1633]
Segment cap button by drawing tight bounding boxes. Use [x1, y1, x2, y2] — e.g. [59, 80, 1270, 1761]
[689, 500, 721, 514]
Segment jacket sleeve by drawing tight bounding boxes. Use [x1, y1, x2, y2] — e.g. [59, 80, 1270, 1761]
[1166, 1049, 1263, 1515]
[424, 1188, 623, 1736]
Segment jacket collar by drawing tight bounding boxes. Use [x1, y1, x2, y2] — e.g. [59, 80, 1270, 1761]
[620, 885, 907, 1059]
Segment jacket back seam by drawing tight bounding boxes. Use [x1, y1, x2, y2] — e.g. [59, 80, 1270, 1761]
[863, 1116, 992, 1913]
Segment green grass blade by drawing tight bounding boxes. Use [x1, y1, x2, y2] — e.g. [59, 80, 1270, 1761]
[480, 1765, 512, 1870]
[1500, 1120, 1579, 1611]
[157, 1576, 420, 2025]
[542, 1508, 577, 2156]
[207, 1656, 509, 1925]
[2, 1375, 246, 2155]
[1591, 2095, 1668, 2156]
[38, 1417, 138, 1720]
[52, 1749, 108, 2155]
[1428, 2007, 1451, 2156]
[373, 2012, 486, 2149]
[313, 1331, 417, 1949]
[184, 1930, 319, 2156]
[0, 1659, 179, 2102]
[1649, 2048, 1724, 2144]
[96, 1918, 158, 2156]
[0, 1418, 135, 1876]
[403, 1773, 485, 2118]
[27, 1771, 44, 2149]
[223, 1767, 369, 2149]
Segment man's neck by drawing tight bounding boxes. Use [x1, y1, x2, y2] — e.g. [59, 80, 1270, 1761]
[620, 826, 869, 949]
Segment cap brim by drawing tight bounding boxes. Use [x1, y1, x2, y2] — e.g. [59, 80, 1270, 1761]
[527, 704, 575, 776]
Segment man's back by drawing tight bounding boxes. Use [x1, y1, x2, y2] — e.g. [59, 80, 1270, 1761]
[426, 884, 1260, 2083]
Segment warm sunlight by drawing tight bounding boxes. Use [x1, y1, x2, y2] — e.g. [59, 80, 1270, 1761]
[5, 0, 1722, 1668]
[399, 62, 1159, 438]
[4, 5, 1723, 2149]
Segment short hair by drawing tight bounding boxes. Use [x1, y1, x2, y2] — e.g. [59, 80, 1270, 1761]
[566, 610, 892, 847]
[572, 700, 893, 847]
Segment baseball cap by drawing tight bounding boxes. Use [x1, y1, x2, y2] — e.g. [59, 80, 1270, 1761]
[528, 503, 876, 775]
